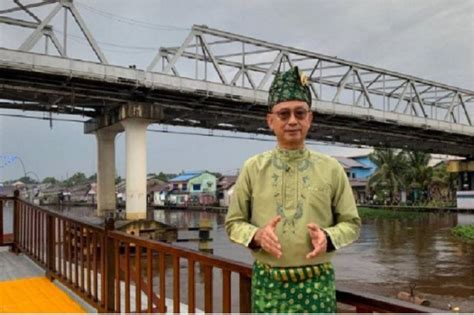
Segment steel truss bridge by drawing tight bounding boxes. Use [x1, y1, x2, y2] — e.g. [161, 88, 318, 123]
[0, 0, 473, 156]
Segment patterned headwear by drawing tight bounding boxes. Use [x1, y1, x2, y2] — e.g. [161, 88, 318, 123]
[268, 66, 311, 110]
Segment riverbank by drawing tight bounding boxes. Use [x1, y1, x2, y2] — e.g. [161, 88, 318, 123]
[451, 224, 474, 242]
[337, 280, 473, 312]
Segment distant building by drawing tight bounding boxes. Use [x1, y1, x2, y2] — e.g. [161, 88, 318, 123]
[334, 155, 376, 204]
[348, 154, 377, 179]
[147, 178, 168, 206]
[168, 171, 217, 206]
[217, 175, 238, 207]
[334, 156, 373, 179]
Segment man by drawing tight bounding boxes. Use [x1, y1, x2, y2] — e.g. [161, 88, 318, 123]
[225, 66, 361, 313]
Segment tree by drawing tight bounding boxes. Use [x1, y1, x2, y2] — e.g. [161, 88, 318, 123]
[16, 176, 38, 184]
[64, 172, 87, 187]
[156, 172, 168, 182]
[42, 176, 57, 185]
[404, 151, 433, 203]
[430, 162, 458, 203]
[368, 148, 408, 204]
[88, 173, 97, 181]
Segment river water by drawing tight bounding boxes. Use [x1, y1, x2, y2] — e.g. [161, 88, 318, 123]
[2, 204, 473, 310]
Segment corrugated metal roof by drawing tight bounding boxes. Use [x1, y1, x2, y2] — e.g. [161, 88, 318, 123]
[334, 156, 370, 169]
[169, 171, 203, 182]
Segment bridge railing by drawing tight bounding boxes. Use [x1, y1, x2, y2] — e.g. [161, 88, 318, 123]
[0, 196, 440, 313]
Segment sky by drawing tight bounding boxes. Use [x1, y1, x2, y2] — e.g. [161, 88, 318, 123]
[0, 0, 473, 181]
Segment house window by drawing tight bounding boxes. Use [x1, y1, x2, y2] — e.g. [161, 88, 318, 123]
[352, 173, 356, 179]
[193, 184, 201, 191]
[173, 184, 178, 190]
[182, 184, 187, 191]
[346, 172, 350, 178]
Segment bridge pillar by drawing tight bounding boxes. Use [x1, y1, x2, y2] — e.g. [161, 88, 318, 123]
[95, 128, 118, 217]
[121, 118, 150, 220]
[85, 102, 164, 220]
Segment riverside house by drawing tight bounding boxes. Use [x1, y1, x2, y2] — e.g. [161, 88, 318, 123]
[167, 171, 217, 206]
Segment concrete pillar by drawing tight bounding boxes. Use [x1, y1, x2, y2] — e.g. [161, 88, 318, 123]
[121, 118, 150, 220]
[96, 128, 118, 217]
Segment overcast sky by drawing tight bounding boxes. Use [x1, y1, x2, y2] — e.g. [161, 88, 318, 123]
[0, 0, 473, 181]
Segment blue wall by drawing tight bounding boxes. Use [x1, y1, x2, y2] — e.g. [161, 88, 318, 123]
[351, 156, 377, 179]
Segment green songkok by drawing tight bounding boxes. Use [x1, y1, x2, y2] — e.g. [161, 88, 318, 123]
[268, 66, 312, 110]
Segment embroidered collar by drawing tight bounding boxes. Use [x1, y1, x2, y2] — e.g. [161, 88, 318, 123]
[274, 147, 308, 161]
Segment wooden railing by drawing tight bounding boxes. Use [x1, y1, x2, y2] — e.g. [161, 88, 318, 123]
[0, 196, 440, 313]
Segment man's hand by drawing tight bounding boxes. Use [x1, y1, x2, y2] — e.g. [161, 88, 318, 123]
[306, 223, 327, 259]
[253, 216, 282, 258]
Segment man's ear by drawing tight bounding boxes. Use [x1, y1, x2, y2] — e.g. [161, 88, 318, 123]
[266, 113, 274, 131]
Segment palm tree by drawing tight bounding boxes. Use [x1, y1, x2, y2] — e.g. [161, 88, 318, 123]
[430, 162, 458, 203]
[404, 151, 432, 203]
[369, 148, 408, 204]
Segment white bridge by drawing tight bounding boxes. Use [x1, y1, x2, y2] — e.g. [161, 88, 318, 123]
[1, 0, 473, 217]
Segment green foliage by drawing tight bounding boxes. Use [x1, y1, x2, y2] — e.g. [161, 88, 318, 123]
[404, 151, 432, 193]
[358, 207, 427, 220]
[451, 225, 474, 242]
[42, 176, 57, 185]
[368, 149, 408, 203]
[16, 176, 38, 184]
[63, 172, 87, 187]
[368, 149, 458, 205]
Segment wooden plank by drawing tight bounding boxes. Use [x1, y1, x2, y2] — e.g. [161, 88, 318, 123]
[35, 208, 39, 259]
[92, 232, 98, 301]
[203, 264, 213, 313]
[187, 259, 195, 314]
[114, 239, 121, 313]
[239, 274, 251, 313]
[0, 200, 5, 245]
[100, 233, 106, 307]
[147, 248, 153, 313]
[80, 227, 85, 291]
[136, 245, 142, 313]
[125, 243, 130, 313]
[74, 225, 79, 288]
[173, 256, 180, 313]
[62, 219, 66, 279]
[158, 253, 166, 313]
[67, 222, 72, 283]
[86, 229, 91, 297]
[222, 269, 231, 313]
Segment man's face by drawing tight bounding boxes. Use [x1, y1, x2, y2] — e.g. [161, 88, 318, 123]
[266, 100, 313, 149]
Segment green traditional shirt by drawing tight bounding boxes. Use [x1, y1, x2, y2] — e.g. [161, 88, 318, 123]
[225, 147, 361, 267]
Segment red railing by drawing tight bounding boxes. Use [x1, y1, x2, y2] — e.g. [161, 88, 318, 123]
[0, 196, 440, 313]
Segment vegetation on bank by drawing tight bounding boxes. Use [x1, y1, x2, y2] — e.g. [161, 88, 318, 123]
[451, 225, 474, 242]
[368, 149, 458, 206]
[358, 207, 427, 220]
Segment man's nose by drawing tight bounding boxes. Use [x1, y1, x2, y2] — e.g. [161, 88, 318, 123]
[287, 112, 298, 124]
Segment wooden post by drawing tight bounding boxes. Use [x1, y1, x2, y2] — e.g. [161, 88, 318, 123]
[0, 199, 3, 246]
[12, 191, 20, 254]
[104, 217, 116, 312]
[46, 214, 56, 280]
[239, 274, 251, 313]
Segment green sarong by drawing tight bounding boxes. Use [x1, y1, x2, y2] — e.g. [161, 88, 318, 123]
[252, 261, 337, 313]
